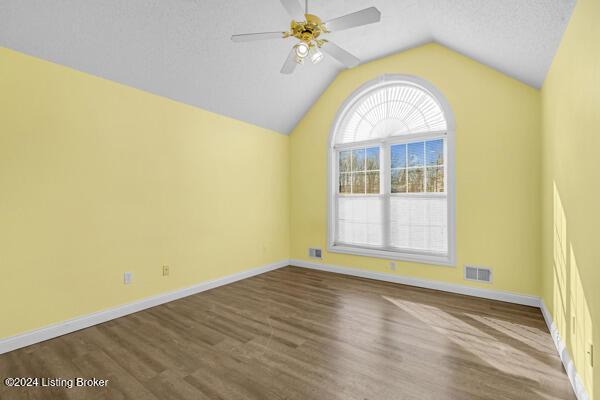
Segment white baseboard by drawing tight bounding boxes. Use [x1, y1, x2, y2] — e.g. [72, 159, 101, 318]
[540, 299, 589, 400]
[290, 259, 540, 307]
[0, 259, 289, 355]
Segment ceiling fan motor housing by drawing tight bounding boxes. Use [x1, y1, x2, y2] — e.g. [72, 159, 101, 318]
[290, 14, 326, 46]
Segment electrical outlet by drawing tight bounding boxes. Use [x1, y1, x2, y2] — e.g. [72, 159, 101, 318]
[389, 262, 397, 271]
[162, 265, 170, 276]
[124, 272, 132, 285]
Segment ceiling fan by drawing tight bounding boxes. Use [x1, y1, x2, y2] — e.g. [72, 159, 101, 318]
[231, 0, 381, 74]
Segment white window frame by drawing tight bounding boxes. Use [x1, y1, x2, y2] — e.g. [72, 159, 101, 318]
[327, 75, 456, 266]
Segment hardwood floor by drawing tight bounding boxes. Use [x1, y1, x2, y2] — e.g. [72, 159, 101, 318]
[0, 266, 575, 400]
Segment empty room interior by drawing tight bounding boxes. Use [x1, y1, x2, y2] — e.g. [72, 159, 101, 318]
[0, 0, 598, 399]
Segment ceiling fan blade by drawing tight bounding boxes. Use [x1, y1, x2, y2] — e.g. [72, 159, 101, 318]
[321, 41, 360, 68]
[325, 7, 381, 32]
[231, 31, 285, 42]
[280, 47, 298, 74]
[280, 0, 305, 21]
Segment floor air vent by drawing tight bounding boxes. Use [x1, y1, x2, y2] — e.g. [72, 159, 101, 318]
[464, 265, 492, 283]
[309, 248, 322, 259]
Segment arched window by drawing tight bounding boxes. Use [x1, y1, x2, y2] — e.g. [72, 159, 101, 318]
[328, 75, 455, 265]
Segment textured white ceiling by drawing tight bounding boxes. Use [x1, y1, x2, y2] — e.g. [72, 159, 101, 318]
[0, 0, 575, 134]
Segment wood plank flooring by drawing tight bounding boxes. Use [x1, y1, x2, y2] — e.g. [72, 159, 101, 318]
[0, 266, 575, 400]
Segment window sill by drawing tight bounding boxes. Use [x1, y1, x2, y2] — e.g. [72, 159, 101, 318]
[327, 244, 455, 267]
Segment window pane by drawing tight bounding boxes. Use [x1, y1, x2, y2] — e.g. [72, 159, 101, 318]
[366, 147, 380, 170]
[339, 172, 351, 194]
[390, 197, 447, 252]
[352, 172, 365, 194]
[426, 139, 444, 166]
[366, 172, 380, 194]
[407, 168, 424, 192]
[391, 168, 407, 193]
[352, 149, 366, 172]
[426, 167, 445, 192]
[407, 142, 424, 167]
[337, 197, 383, 246]
[339, 150, 351, 172]
[391, 144, 406, 168]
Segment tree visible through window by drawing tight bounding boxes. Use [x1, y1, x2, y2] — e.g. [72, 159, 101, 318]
[390, 139, 445, 193]
[339, 147, 380, 194]
[329, 76, 454, 265]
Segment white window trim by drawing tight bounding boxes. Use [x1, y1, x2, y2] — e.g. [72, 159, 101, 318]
[327, 74, 456, 267]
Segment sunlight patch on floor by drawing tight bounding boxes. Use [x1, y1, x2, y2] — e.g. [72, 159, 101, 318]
[382, 295, 564, 379]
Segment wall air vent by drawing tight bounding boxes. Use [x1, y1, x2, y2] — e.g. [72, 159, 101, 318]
[464, 265, 492, 283]
[309, 248, 322, 259]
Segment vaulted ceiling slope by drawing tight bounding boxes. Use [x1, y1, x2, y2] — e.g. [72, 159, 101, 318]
[0, 0, 575, 134]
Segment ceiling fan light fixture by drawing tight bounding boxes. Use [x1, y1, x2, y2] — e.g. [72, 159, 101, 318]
[231, 1, 382, 74]
[294, 42, 310, 58]
[310, 46, 323, 64]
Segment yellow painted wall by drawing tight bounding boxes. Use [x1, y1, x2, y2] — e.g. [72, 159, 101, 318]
[541, 0, 600, 396]
[290, 44, 542, 297]
[0, 48, 290, 339]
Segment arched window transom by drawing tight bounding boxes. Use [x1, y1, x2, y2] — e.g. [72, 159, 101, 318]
[336, 83, 447, 145]
[328, 75, 456, 266]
